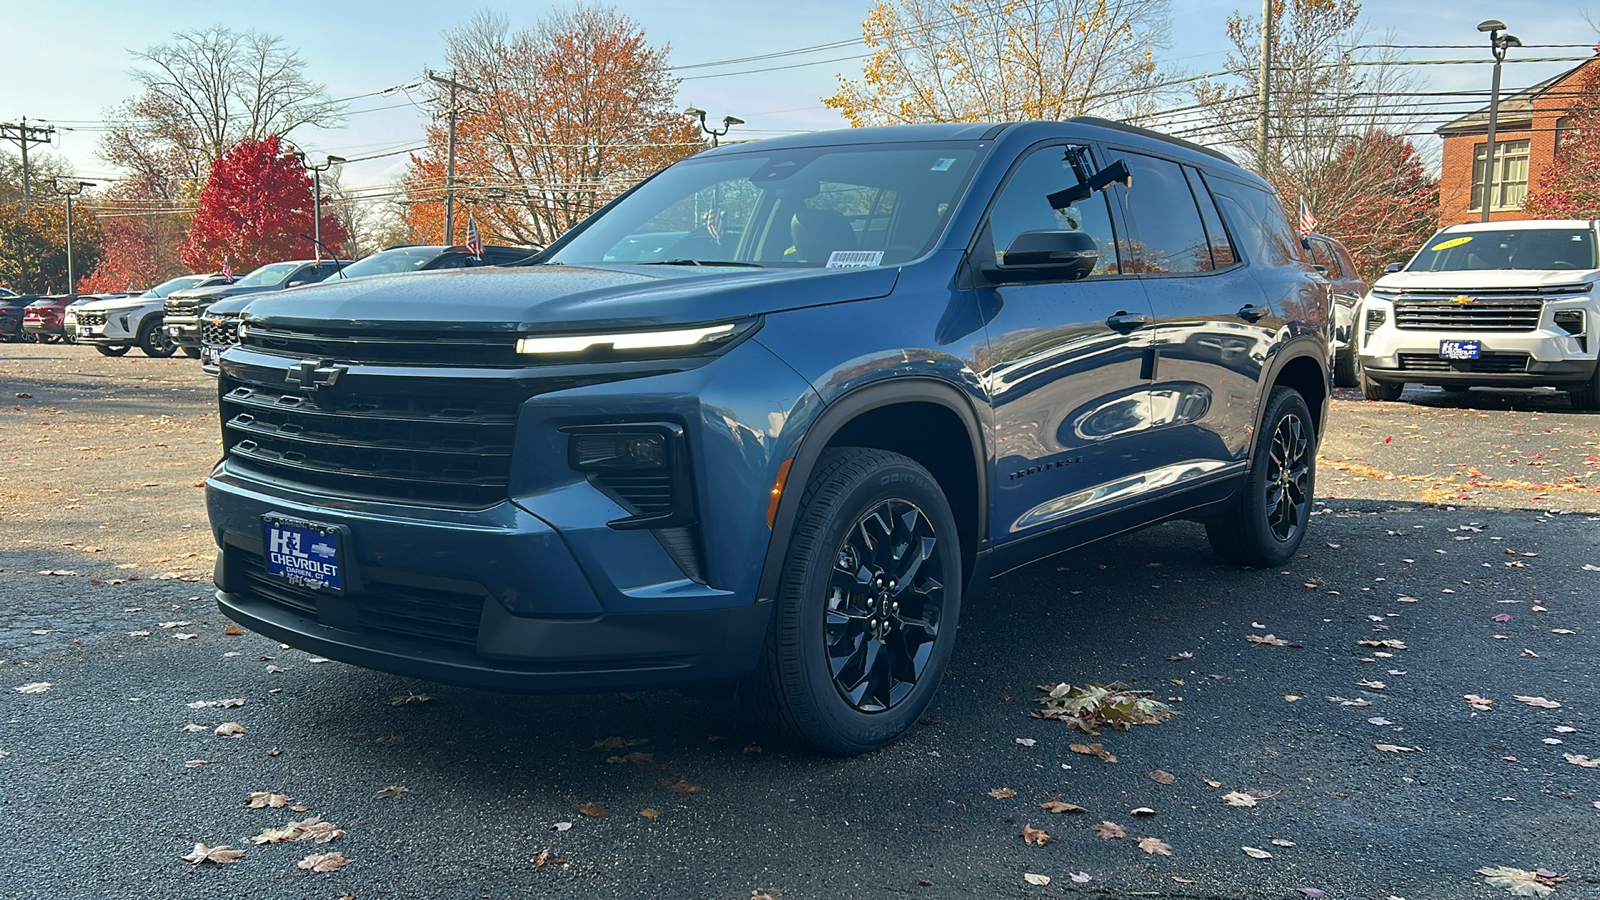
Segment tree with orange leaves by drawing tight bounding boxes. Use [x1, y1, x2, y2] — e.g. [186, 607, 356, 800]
[403, 6, 701, 248]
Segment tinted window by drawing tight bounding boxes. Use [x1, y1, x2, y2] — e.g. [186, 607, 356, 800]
[1184, 167, 1236, 270]
[1208, 178, 1301, 267]
[232, 262, 301, 288]
[986, 144, 1120, 277]
[1117, 153, 1211, 274]
[1305, 237, 1334, 272]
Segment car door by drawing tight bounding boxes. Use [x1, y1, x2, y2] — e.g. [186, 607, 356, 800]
[974, 142, 1159, 541]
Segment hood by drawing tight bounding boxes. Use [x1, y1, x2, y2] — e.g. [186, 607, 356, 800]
[168, 283, 279, 302]
[205, 294, 256, 315]
[1374, 269, 1599, 292]
[78, 295, 159, 312]
[238, 263, 902, 334]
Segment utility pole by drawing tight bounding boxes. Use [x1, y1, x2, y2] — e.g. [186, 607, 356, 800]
[1, 117, 57, 204]
[427, 69, 479, 246]
[55, 179, 95, 292]
[1256, 0, 1273, 171]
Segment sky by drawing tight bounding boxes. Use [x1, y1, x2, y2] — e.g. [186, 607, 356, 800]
[1, 0, 1594, 197]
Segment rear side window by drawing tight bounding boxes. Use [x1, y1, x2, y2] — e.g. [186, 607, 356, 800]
[1117, 153, 1211, 274]
[1184, 167, 1237, 270]
[1208, 177, 1302, 268]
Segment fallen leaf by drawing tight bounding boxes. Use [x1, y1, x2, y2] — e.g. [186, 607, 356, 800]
[244, 792, 291, 809]
[1272, 838, 1297, 847]
[1221, 791, 1258, 807]
[374, 734, 404, 746]
[1092, 820, 1125, 839]
[181, 843, 244, 865]
[532, 847, 551, 868]
[988, 787, 1017, 799]
[1284, 694, 1302, 702]
[606, 751, 656, 768]
[223, 625, 245, 636]
[1130, 806, 1155, 816]
[1465, 694, 1494, 711]
[1477, 865, 1560, 897]
[1357, 679, 1387, 690]
[1137, 836, 1172, 856]
[1375, 744, 1421, 753]
[579, 802, 608, 817]
[184, 760, 208, 768]
[1564, 754, 1600, 768]
[375, 786, 409, 798]
[1149, 769, 1176, 785]
[182, 723, 207, 732]
[1297, 889, 1326, 899]
[1515, 696, 1562, 709]
[1552, 629, 1577, 635]
[1242, 846, 1273, 860]
[267, 747, 282, 757]
[550, 822, 572, 833]
[1038, 800, 1085, 814]
[1023, 873, 1051, 886]
[1021, 824, 1055, 847]
[215, 722, 247, 737]
[251, 817, 344, 844]
[1368, 717, 1394, 726]
[1357, 639, 1408, 649]
[638, 808, 659, 819]
[1554, 726, 1577, 734]
[388, 693, 434, 706]
[1166, 652, 1193, 661]
[297, 851, 351, 873]
[1247, 633, 1290, 646]
[1068, 743, 1118, 763]
[1069, 872, 1091, 884]
[14, 682, 51, 694]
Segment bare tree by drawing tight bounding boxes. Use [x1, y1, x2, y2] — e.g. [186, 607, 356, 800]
[826, 0, 1176, 125]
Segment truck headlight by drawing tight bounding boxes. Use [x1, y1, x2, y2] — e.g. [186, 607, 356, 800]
[516, 319, 755, 358]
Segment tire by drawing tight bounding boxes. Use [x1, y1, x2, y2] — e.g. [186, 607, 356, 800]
[1333, 346, 1358, 388]
[137, 318, 177, 358]
[1569, 363, 1600, 411]
[1439, 385, 1471, 394]
[739, 448, 962, 755]
[181, 346, 201, 359]
[1206, 387, 1316, 568]
[95, 344, 130, 357]
[1361, 366, 1403, 402]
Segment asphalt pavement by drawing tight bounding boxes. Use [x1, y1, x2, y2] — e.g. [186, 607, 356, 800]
[3, 347, 1599, 899]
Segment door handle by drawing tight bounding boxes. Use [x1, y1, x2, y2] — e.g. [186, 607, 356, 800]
[1237, 305, 1271, 322]
[1105, 311, 1153, 332]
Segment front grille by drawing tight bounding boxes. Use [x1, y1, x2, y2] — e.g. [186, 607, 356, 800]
[242, 324, 523, 367]
[1398, 352, 1531, 374]
[236, 548, 485, 646]
[221, 376, 524, 508]
[202, 315, 239, 348]
[76, 311, 107, 328]
[1394, 293, 1544, 331]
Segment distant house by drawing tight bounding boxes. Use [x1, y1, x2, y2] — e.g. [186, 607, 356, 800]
[1436, 55, 1598, 225]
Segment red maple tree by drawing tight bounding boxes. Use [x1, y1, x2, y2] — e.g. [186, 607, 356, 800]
[1313, 130, 1439, 283]
[180, 134, 347, 272]
[1523, 57, 1600, 221]
[80, 172, 192, 293]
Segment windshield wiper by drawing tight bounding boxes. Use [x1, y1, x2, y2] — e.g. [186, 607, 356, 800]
[641, 259, 766, 268]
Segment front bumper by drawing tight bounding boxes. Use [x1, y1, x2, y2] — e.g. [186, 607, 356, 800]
[1358, 303, 1599, 387]
[76, 311, 143, 345]
[165, 314, 201, 347]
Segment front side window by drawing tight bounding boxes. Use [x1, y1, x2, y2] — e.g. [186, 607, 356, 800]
[549, 144, 981, 268]
[1471, 140, 1531, 210]
[1116, 153, 1212, 274]
[340, 249, 439, 279]
[232, 262, 300, 288]
[985, 144, 1121, 277]
[1410, 228, 1597, 272]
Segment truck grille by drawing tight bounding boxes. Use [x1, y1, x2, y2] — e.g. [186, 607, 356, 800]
[1393, 292, 1544, 332]
[76, 311, 107, 328]
[202, 315, 239, 348]
[241, 323, 523, 368]
[1398, 352, 1531, 374]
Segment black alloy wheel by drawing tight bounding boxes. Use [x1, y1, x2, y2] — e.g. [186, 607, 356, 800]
[139, 318, 177, 358]
[824, 499, 946, 713]
[1206, 386, 1316, 567]
[740, 448, 962, 755]
[95, 344, 130, 357]
[181, 346, 201, 359]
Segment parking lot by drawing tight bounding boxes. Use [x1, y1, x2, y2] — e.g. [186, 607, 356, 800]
[4, 344, 1599, 899]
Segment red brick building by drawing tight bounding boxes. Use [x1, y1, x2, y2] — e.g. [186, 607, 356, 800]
[1436, 56, 1598, 225]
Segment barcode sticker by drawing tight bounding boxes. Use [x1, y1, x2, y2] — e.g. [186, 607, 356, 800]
[826, 251, 885, 269]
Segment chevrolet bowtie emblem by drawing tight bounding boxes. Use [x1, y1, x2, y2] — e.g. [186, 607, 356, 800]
[285, 359, 346, 389]
[1449, 295, 1474, 304]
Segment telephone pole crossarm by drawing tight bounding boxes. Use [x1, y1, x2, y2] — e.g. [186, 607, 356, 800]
[1, 117, 58, 204]
[426, 70, 480, 246]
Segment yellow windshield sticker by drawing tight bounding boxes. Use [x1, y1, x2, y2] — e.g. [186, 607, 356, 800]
[1431, 236, 1474, 251]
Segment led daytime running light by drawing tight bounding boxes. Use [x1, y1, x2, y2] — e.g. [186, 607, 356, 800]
[517, 323, 736, 355]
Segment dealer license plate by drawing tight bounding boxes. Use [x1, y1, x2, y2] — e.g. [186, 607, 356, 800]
[204, 346, 222, 366]
[168, 325, 181, 336]
[1439, 340, 1480, 360]
[262, 517, 344, 591]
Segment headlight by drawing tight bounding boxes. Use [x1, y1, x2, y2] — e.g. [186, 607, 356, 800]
[237, 322, 250, 339]
[515, 319, 754, 358]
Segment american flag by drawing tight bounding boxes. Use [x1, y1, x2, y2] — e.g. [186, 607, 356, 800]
[222, 259, 233, 281]
[465, 213, 484, 257]
[1298, 197, 1319, 234]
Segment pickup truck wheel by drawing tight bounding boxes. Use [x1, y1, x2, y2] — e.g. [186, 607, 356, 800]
[137, 319, 177, 358]
[740, 448, 961, 755]
[1569, 363, 1600, 411]
[94, 344, 130, 357]
[1207, 387, 1315, 568]
[1360, 366, 1403, 401]
[1333, 347, 1358, 388]
[181, 346, 201, 359]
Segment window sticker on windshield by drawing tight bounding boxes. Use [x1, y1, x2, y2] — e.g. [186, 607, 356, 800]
[826, 250, 885, 269]
[930, 158, 956, 172]
[1431, 236, 1474, 251]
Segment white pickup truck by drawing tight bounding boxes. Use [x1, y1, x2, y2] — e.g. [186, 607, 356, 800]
[1356, 219, 1600, 408]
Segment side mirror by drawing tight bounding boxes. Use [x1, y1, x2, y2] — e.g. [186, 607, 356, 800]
[1312, 264, 1328, 275]
[287, 280, 308, 288]
[1384, 262, 1404, 274]
[986, 230, 1099, 282]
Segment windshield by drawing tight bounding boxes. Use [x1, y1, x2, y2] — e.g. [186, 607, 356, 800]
[232, 262, 301, 288]
[339, 248, 441, 280]
[548, 143, 982, 268]
[1410, 228, 1598, 272]
[142, 275, 205, 298]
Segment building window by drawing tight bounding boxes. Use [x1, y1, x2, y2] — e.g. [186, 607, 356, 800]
[1556, 116, 1578, 156]
[1470, 140, 1531, 210]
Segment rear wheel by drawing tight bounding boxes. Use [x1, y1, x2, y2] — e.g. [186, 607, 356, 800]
[181, 346, 201, 359]
[95, 344, 130, 357]
[138, 318, 177, 358]
[1361, 366, 1403, 402]
[1207, 387, 1315, 568]
[740, 448, 962, 755]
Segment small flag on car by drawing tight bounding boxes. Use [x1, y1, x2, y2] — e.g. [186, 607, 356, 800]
[1298, 197, 1318, 234]
[465, 213, 484, 257]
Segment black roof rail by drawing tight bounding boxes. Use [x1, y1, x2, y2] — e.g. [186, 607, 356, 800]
[1067, 116, 1235, 164]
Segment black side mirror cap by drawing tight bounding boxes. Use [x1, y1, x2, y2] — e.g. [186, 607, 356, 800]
[984, 230, 1100, 283]
[1384, 262, 1404, 274]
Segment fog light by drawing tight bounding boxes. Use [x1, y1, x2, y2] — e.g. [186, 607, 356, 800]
[1554, 310, 1585, 335]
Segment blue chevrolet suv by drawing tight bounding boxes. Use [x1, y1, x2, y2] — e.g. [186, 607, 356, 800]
[207, 119, 1329, 754]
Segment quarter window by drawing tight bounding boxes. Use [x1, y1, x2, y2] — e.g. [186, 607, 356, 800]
[1184, 166, 1237, 270]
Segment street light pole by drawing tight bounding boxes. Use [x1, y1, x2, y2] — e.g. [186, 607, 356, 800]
[294, 153, 346, 261]
[683, 107, 744, 149]
[54, 179, 95, 293]
[1478, 19, 1522, 223]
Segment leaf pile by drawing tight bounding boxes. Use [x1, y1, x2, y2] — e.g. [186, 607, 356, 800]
[1033, 682, 1177, 734]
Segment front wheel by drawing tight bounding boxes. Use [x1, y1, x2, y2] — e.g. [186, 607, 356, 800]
[1361, 365, 1403, 401]
[739, 448, 962, 755]
[181, 346, 201, 359]
[138, 318, 177, 358]
[95, 344, 130, 357]
[1207, 387, 1316, 568]
[1333, 347, 1358, 388]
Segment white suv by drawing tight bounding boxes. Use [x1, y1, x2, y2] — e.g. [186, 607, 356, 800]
[74, 273, 226, 357]
[1356, 219, 1600, 408]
